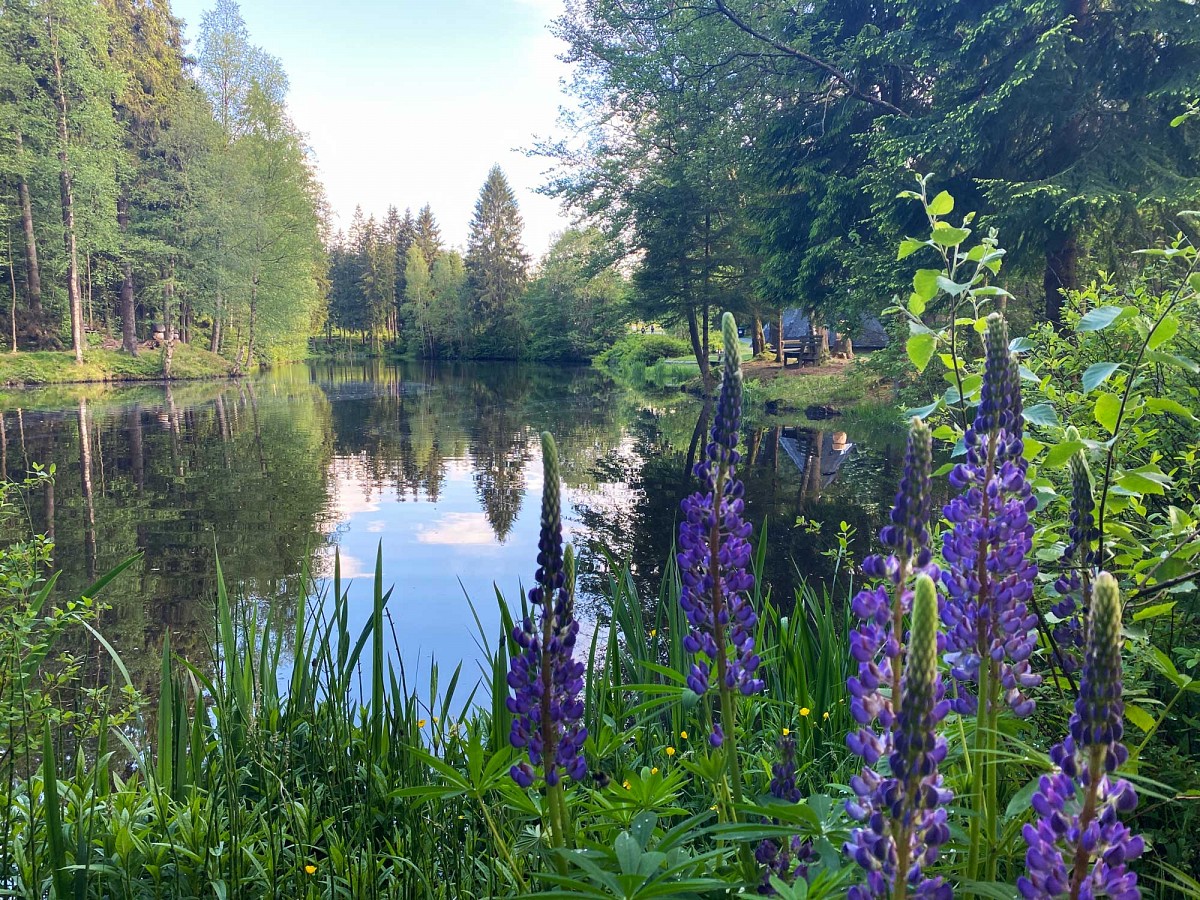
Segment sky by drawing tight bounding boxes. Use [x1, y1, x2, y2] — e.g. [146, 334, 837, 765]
[170, 0, 574, 257]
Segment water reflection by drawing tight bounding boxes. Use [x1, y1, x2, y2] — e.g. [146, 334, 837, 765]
[0, 362, 906, 692]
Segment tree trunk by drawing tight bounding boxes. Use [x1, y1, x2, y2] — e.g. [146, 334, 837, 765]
[246, 274, 259, 367]
[775, 310, 784, 363]
[686, 306, 711, 387]
[1044, 230, 1078, 331]
[15, 134, 42, 315]
[752, 315, 765, 357]
[50, 25, 84, 363]
[117, 195, 138, 354]
[7, 229, 17, 353]
[210, 292, 222, 353]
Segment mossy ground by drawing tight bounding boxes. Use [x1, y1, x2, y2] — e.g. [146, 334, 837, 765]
[0, 345, 236, 388]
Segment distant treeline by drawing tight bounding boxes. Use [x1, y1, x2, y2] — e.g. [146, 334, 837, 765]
[0, 0, 325, 364]
[326, 168, 629, 362]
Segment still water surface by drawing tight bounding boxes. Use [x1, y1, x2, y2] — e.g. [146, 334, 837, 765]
[1, 361, 906, 694]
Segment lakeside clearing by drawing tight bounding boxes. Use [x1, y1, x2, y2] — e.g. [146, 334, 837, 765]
[0, 345, 239, 388]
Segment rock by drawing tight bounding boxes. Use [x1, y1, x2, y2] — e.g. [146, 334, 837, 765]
[764, 399, 782, 415]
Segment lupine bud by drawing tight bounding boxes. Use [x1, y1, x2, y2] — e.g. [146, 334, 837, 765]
[846, 575, 952, 899]
[678, 313, 763, 738]
[757, 735, 815, 895]
[1018, 573, 1144, 899]
[1050, 428, 1098, 672]
[846, 418, 938, 775]
[508, 433, 587, 787]
[880, 417, 934, 565]
[941, 313, 1041, 716]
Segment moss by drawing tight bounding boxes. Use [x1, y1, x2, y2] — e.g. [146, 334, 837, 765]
[0, 345, 237, 387]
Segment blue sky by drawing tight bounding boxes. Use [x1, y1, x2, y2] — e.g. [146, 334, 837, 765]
[171, 0, 573, 256]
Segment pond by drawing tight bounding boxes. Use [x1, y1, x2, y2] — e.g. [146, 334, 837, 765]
[0, 360, 907, 696]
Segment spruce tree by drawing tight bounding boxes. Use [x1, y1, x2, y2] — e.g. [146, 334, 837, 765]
[465, 165, 528, 357]
[413, 203, 441, 270]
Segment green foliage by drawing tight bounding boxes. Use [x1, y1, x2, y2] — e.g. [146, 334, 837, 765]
[523, 229, 629, 363]
[595, 333, 692, 373]
[0, 344, 235, 385]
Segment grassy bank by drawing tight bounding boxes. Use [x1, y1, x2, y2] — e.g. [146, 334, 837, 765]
[0, 345, 237, 387]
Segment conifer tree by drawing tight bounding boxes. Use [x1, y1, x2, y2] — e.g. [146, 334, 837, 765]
[413, 203, 441, 270]
[465, 165, 528, 357]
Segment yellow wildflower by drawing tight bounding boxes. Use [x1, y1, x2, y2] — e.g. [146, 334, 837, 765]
[651, 767, 659, 775]
[823, 711, 830, 720]
[650, 628, 657, 637]
[800, 707, 811, 717]
[418, 719, 427, 728]
[680, 730, 688, 740]
[623, 780, 632, 790]
[782, 727, 790, 736]
[666, 746, 676, 757]
[304, 865, 317, 875]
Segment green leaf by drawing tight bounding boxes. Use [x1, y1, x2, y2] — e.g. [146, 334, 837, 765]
[1117, 472, 1166, 495]
[897, 238, 925, 260]
[614, 831, 641, 876]
[906, 333, 937, 373]
[1094, 393, 1121, 434]
[1144, 397, 1198, 421]
[930, 223, 970, 246]
[913, 269, 941, 301]
[1076, 307, 1126, 332]
[1009, 337, 1034, 353]
[1147, 314, 1179, 350]
[905, 400, 940, 419]
[908, 293, 926, 316]
[1043, 440, 1085, 468]
[1133, 601, 1177, 622]
[1022, 403, 1059, 427]
[1082, 362, 1120, 393]
[927, 190, 954, 216]
[1125, 704, 1156, 733]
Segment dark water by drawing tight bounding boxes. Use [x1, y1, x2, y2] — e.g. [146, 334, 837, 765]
[0, 361, 906, 694]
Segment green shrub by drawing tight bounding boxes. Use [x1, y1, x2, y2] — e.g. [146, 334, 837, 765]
[595, 332, 692, 372]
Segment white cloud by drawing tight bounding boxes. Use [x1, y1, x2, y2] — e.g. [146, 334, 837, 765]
[416, 512, 499, 546]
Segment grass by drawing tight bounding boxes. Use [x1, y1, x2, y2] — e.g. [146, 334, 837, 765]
[0, 345, 237, 387]
[743, 362, 883, 414]
[1, 534, 859, 899]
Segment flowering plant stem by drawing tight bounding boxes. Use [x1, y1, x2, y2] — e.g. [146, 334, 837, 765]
[710, 458, 753, 880]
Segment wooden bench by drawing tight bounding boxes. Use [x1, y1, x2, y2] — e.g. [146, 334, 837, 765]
[781, 337, 820, 367]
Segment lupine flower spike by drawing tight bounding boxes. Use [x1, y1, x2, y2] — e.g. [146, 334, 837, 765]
[755, 735, 815, 895]
[1018, 572, 1144, 899]
[677, 312, 763, 735]
[941, 312, 1041, 717]
[847, 417, 936, 772]
[847, 574, 953, 900]
[507, 432, 587, 790]
[1049, 427, 1098, 674]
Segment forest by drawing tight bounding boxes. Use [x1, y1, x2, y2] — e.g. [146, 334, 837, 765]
[0, 0, 324, 369]
[4, 0, 1200, 899]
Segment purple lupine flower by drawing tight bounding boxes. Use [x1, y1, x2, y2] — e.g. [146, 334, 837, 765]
[756, 735, 815, 895]
[508, 432, 587, 788]
[846, 418, 936, 771]
[1050, 432, 1098, 674]
[847, 575, 953, 899]
[1018, 572, 1144, 900]
[941, 313, 1041, 717]
[677, 313, 763, 731]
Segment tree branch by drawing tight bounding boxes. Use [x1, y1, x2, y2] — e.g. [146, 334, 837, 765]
[710, 0, 908, 118]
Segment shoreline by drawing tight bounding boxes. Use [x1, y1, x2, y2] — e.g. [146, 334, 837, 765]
[0, 346, 248, 389]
